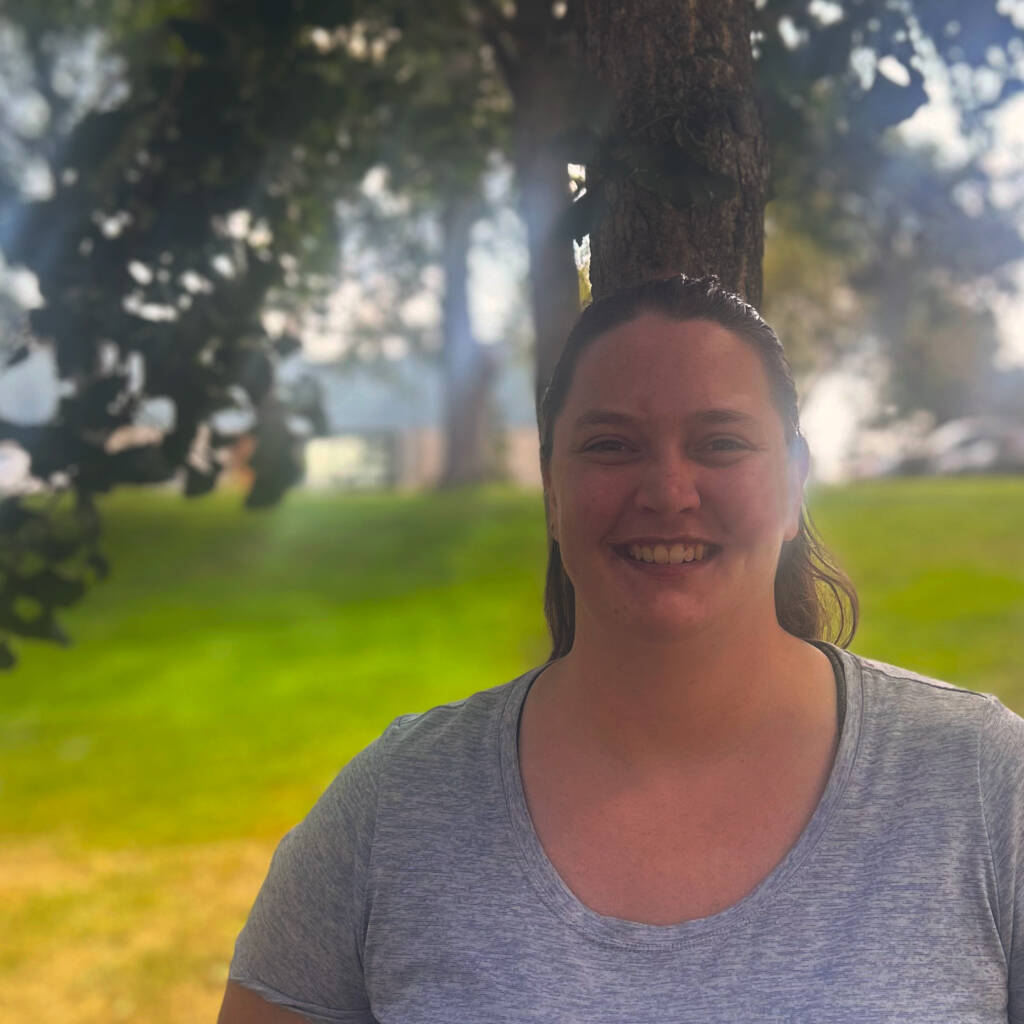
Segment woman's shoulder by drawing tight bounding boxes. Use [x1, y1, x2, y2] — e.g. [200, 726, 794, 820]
[834, 645, 1024, 766]
[312, 665, 541, 816]
[380, 665, 540, 759]
[274, 667, 540, 865]
[839, 646, 1004, 715]
[848, 647, 990, 697]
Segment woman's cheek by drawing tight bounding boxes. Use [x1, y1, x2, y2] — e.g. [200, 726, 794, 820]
[711, 464, 792, 534]
[576, 467, 633, 518]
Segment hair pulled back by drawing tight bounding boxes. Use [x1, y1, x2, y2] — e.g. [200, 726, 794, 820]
[537, 273, 858, 660]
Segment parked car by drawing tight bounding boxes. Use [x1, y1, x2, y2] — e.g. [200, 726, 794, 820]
[894, 416, 1024, 475]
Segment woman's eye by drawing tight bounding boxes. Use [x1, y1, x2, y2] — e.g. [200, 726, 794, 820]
[704, 437, 749, 453]
[582, 438, 629, 453]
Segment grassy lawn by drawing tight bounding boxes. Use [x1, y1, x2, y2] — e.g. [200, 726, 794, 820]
[2, 476, 1022, 1022]
[814, 476, 1024, 699]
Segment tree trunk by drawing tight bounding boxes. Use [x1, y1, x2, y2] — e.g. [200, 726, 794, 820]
[512, 65, 583, 403]
[579, 0, 769, 305]
[439, 194, 497, 488]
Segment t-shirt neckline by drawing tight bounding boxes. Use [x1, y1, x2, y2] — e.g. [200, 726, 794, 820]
[498, 642, 862, 949]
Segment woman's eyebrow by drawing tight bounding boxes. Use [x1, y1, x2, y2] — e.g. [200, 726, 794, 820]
[691, 408, 759, 425]
[572, 410, 640, 429]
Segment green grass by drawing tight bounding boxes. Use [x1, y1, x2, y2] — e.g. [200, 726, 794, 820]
[1, 476, 1022, 851]
[0, 485, 551, 849]
[812, 476, 1024, 699]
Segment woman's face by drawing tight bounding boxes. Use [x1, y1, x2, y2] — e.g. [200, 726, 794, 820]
[544, 313, 806, 645]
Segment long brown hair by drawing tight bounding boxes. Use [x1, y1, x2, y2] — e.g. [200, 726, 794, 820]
[537, 274, 858, 660]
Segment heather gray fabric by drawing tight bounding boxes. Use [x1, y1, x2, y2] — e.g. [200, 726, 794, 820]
[229, 644, 1024, 1023]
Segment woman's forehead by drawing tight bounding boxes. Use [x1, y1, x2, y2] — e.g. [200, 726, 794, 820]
[564, 315, 776, 411]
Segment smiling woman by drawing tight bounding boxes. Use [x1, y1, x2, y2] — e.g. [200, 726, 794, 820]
[536, 276, 856, 659]
[545, 317, 803, 648]
[220, 275, 1024, 1024]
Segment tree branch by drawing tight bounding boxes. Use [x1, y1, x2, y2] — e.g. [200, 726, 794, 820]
[466, 0, 519, 93]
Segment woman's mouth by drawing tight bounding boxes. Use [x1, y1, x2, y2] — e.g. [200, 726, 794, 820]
[616, 542, 718, 565]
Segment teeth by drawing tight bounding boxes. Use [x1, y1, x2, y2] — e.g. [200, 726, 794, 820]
[626, 543, 709, 565]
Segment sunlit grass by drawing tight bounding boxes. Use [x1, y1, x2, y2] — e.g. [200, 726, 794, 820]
[812, 476, 1024, 701]
[1, 485, 551, 849]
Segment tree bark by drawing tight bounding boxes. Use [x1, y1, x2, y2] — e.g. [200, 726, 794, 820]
[513, 67, 582, 403]
[439, 193, 497, 487]
[579, 0, 769, 305]
[495, 0, 583, 402]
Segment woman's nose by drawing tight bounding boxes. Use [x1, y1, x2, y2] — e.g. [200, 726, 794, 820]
[636, 451, 701, 513]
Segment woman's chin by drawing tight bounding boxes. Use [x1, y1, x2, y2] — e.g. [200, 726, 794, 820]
[596, 600, 719, 645]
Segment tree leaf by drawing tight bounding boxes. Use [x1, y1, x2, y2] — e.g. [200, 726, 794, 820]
[273, 333, 302, 359]
[184, 463, 221, 497]
[0, 499, 44, 533]
[4, 345, 31, 368]
[62, 108, 137, 171]
[232, 346, 275, 405]
[852, 67, 929, 130]
[87, 553, 110, 581]
[18, 570, 87, 608]
[0, 641, 16, 670]
[299, 0, 356, 27]
[0, 599, 71, 646]
[166, 17, 228, 58]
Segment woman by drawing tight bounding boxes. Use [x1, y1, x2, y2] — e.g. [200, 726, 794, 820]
[220, 275, 1024, 1023]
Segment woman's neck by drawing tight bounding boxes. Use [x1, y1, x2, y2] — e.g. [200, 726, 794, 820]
[537, 617, 833, 772]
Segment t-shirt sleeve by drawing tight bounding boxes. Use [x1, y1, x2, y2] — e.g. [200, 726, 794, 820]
[228, 720, 403, 1023]
[978, 696, 1024, 1024]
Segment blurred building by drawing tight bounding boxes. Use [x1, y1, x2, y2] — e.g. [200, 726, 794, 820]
[301, 353, 541, 490]
[0, 343, 544, 494]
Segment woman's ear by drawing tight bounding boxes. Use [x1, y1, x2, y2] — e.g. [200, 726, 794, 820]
[785, 435, 810, 542]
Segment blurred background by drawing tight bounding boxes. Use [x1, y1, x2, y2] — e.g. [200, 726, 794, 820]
[0, 2, 1022, 1021]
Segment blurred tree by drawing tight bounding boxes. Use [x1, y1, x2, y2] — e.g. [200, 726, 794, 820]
[762, 202, 865, 377]
[879, 282, 1002, 424]
[571, 0, 1022, 420]
[577, 0, 1024, 299]
[763, 138, 1020, 424]
[437, 191, 501, 486]
[0, 0, 1022, 665]
[757, 0, 1024, 418]
[847, 145, 1018, 423]
[0, 0, 521, 661]
[0, 0, 383, 663]
[336, 4, 511, 486]
[982, 365, 1024, 421]
[469, 0, 583, 399]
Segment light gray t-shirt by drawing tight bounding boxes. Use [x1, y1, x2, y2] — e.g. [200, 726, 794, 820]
[230, 644, 1024, 1023]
